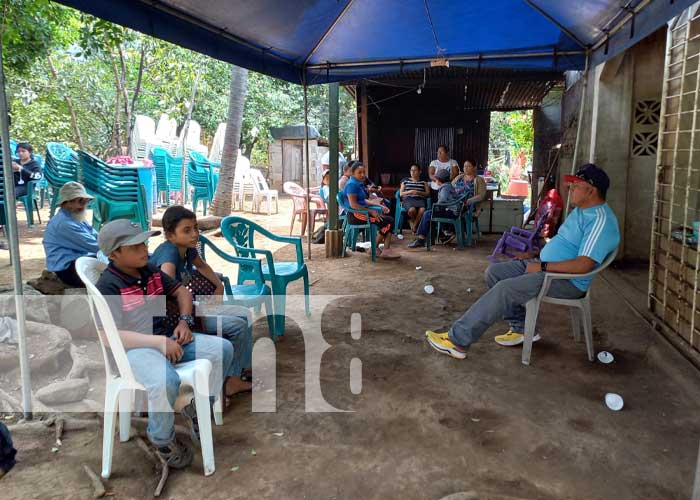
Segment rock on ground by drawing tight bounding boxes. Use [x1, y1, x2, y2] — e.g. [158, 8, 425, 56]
[35, 378, 89, 405]
[0, 284, 52, 323]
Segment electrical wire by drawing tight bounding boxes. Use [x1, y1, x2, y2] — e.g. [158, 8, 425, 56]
[423, 0, 445, 57]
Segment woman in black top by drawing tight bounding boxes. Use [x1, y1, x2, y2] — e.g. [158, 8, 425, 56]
[399, 163, 430, 233]
[12, 142, 42, 198]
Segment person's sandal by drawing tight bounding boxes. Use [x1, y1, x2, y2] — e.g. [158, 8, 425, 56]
[156, 438, 194, 469]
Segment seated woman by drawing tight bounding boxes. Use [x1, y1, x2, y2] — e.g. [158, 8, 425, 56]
[150, 205, 253, 396]
[399, 163, 430, 233]
[344, 162, 400, 260]
[320, 168, 330, 204]
[452, 159, 487, 216]
[408, 169, 460, 248]
[339, 163, 353, 191]
[11, 142, 42, 197]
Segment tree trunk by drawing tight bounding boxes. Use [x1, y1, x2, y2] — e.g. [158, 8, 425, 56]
[124, 44, 147, 154]
[110, 55, 123, 155]
[117, 47, 131, 154]
[210, 65, 248, 216]
[242, 136, 257, 159]
[179, 67, 204, 200]
[46, 55, 84, 149]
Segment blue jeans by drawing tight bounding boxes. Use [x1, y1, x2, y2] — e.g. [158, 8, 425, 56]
[201, 313, 252, 378]
[126, 333, 234, 447]
[449, 259, 586, 349]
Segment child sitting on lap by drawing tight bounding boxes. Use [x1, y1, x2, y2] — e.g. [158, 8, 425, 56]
[408, 169, 461, 248]
[151, 206, 253, 396]
[95, 219, 234, 469]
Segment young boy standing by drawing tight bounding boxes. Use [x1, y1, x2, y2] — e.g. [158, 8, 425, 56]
[151, 206, 252, 395]
[95, 219, 234, 468]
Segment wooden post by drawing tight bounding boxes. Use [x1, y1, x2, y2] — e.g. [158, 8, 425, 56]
[326, 82, 344, 257]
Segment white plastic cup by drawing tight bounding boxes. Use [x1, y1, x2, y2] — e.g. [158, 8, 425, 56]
[397, 234, 404, 240]
[604, 393, 624, 411]
[424, 284, 435, 294]
[597, 351, 614, 364]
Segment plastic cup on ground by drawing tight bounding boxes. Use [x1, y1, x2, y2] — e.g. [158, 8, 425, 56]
[604, 393, 624, 411]
[424, 284, 434, 294]
[597, 351, 614, 364]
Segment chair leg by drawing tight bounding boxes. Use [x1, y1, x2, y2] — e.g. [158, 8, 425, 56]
[273, 292, 287, 337]
[193, 367, 215, 476]
[263, 294, 275, 339]
[521, 299, 541, 365]
[118, 390, 132, 442]
[570, 308, 582, 342]
[101, 384, 121, 479]
[34, 200, 42, 225]
[302, 270, 310, 316]
[582, 298, 594, 362]
[289, 212, 296, 236]
[212, 396, 224, 427]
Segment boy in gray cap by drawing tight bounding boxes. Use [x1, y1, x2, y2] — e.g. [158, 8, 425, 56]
[42, 182, 99, 286]
[95, 219, 234, 469]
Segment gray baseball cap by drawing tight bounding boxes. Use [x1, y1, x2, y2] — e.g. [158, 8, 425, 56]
[57, 181, 94, 205]
[435, 169, 450, 183]
[98, 219, 161, 255]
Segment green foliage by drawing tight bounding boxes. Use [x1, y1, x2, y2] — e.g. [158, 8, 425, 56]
[489, 110, 534, 192]
[3, 2, 356, 163]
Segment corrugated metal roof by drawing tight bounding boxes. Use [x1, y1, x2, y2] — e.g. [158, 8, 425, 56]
[356, 67, 562, 110]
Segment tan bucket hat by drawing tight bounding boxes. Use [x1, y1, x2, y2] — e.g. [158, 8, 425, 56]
[57, 182, 94, 205]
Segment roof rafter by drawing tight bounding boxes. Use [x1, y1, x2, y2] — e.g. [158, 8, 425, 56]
[523, 0, 589, 49]
[303, 0, 356, 67]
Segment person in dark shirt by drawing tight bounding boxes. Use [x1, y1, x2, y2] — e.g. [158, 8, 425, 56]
[95, 219, 234, 469]
[11, 142, 42, 198]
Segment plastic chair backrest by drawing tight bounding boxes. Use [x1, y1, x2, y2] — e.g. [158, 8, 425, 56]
[209, 123, 226, 163]
[75, 257, 137, 383]
[179, 120, 202, 147]
[155, 113, 176, 140]
[249, 169, 270, 193]
[284, 181, 307, 211]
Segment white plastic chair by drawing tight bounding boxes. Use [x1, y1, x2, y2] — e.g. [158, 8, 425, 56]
[75, 257, 223, 478]
[522, 248, 618, 365]
[131, 115, 157, 160]
[209, 123, 226, 163]
[232, 152, 254, 210]
[250, 168, 279, 215]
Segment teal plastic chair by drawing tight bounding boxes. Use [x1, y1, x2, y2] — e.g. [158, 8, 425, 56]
[339, 191, 378, 262]
[427, 194, 468, 251]
[150, 146, 171, 205]
[79, 151, 149, 230]
[463, 203, 481, 246]
[45, 142, 79, 217]
[394, 185, 432, 235]
[188, 152, 215, 215]
[198, 234, 276, 339]
[167, 152, 185, 201]
[220, 216, 310, 337]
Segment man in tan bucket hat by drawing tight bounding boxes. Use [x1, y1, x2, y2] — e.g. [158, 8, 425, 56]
[42, 182, 99, 287]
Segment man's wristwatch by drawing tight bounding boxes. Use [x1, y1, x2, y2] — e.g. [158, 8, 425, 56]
[540, 261, 548, 273]
[179, 314, 195, 328]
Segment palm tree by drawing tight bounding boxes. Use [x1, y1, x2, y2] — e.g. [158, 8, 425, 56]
[210, 65, 248, 216]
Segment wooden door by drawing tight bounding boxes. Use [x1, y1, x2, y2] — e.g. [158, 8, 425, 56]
[282, 141, 303, 184]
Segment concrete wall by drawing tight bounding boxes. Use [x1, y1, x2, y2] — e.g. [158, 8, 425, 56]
[532, 87, 563, 205]
[559, 28, 666, 262]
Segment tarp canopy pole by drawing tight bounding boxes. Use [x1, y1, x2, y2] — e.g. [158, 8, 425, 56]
[0, 45, 33, 420]
[303, 84, 312, 260]
[565, 51, 591, 216]
[328, 82, 339, 230]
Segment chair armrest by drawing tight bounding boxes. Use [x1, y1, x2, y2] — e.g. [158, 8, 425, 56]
[345, 207, 373, 219]
[235, 247, 276, 276]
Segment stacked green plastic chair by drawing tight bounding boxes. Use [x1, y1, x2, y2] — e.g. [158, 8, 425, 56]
[44, 142, 79, 217]
[78, 150, 149, 230]
[187, 151, 217, 215]
[150, 146, 174, 205]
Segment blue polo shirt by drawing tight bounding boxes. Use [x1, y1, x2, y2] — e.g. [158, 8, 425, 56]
[42, 208, 99, 272]
[539, 203, 620, 291]
[150, 241, 198, 284]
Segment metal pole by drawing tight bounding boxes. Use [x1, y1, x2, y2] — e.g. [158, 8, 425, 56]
[0, 44, 33, 419]
[564, 51, 590, 216]
[328, 83, 340, 230]
[303, 84, 312, 260]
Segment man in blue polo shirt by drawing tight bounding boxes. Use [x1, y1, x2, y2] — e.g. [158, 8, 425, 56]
[426, 164, 620, 359]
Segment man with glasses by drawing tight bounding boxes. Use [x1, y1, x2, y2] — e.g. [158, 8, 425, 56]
[425, 164, 620, 359]
[42, 182, 101, 287]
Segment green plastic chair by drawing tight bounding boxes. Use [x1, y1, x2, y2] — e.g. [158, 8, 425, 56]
[220, 216, 310, 337]
[198, 235, 276, 338]
[0, 145, 41, 227]
[188, 152, 215, 215]
[150, 146, 171, 205]
[79, 151, 149, 230]
[45, 142, 79, 217]
[427, 194, 468, 251]
[338, 191, 379, 261]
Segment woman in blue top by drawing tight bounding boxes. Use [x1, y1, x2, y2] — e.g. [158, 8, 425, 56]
[151, 205, 253, 396]
[344, 162, 401, 260]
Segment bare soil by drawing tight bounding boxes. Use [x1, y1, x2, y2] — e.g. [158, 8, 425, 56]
[1, 198, 699, 500]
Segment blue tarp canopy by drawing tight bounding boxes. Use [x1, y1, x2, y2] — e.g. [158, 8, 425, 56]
[51, 0, 700, 84]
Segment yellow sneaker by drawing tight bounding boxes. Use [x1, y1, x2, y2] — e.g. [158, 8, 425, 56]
[494, 330, 541, 347]
[425, 330, 449, 340]
[426, 331, 467, 359]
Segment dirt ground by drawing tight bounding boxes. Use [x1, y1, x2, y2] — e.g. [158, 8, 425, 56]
[2, 198, 700, 500]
